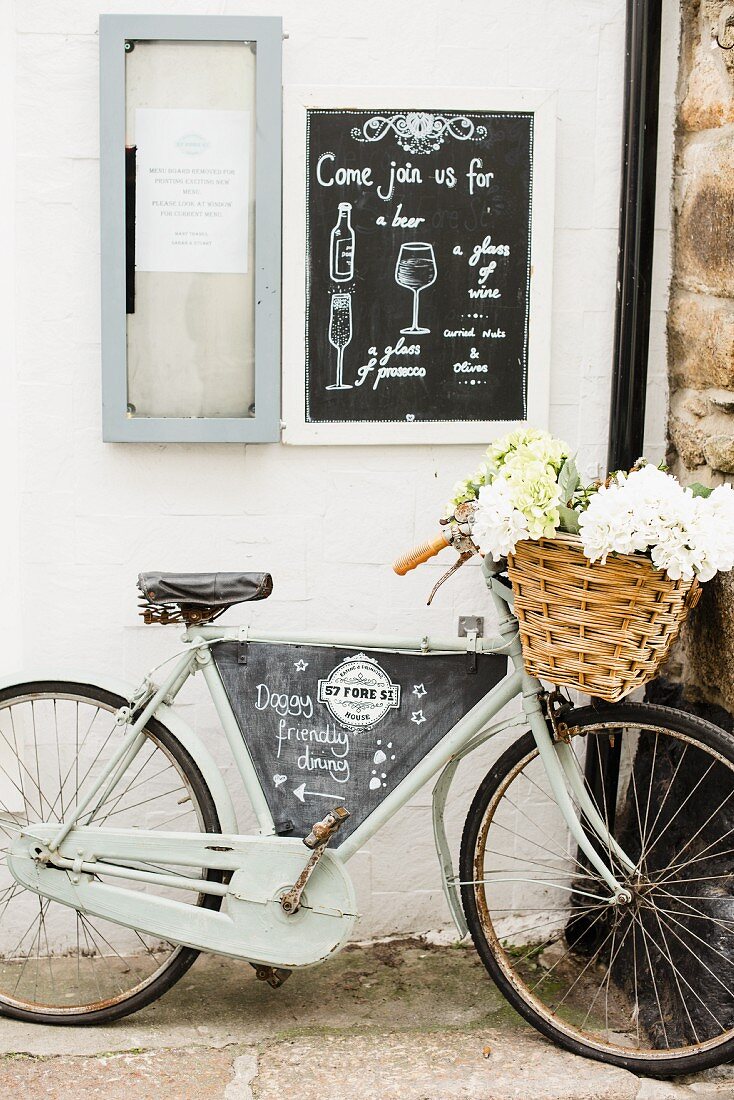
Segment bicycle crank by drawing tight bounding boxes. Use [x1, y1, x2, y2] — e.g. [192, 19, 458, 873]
[280, 806, 350, 915]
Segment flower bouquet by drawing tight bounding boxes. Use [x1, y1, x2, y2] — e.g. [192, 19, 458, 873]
[444, 428, 734, 701]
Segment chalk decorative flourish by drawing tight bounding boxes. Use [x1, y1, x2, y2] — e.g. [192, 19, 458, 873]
[351, 112, 487, 155]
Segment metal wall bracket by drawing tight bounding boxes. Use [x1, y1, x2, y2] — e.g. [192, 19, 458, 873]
[458, 616, 484, 637]
[458, 617, 483, 674]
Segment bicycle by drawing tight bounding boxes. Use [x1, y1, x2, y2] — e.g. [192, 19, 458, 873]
[1, 546, 734, 1079]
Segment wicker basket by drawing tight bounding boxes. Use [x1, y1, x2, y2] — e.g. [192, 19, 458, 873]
[506, 533, 701, 702]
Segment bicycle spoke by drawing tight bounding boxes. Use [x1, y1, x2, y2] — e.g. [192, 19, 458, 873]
[0, 722, 46, 820]
[647, 899, 700, 1043]
[651, 904, 734, 990]
[0, 688, 210, 1017]
[634, 908, 670, 1048]
[580, 914, 633, 1036]
[632, 907, 727, 1033]
[530, 906, 615, 999]
[502, 790, 592, 874]
[483, 812, 590, 878]
[641, 743, 689, 867]
[640, 731, 659, 861]
[53, 700, 65, 821]
[643, 757, 715, 866]
[631, 916, 640, 1048]
[85, 786, 187, 823]
[8, 708, 28, 818]
[651, 885, 734, 937]
[591, 737, 617, 872]
[45, 705, 105, 820]
[651, 808, 734, 885]
[469, 720, 734, 1063]
[544, 921, 618, 1013]
[86, 745, 159, 824]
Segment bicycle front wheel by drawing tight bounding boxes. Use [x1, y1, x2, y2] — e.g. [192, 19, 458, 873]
[460, 702, 734, 1076]
[0, 681, 221, 1024]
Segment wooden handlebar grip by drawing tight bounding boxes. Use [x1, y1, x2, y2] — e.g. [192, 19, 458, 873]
[393, 534, 449, 575]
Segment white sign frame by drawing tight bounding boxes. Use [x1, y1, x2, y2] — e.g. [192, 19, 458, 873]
[282, 86, 556, 446]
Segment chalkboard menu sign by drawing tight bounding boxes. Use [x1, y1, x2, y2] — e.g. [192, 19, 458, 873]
[213, 642, 507, 847]
[283, 89, 554, 444]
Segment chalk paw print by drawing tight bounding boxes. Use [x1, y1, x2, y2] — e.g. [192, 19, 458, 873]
[369, 741, 395, 789]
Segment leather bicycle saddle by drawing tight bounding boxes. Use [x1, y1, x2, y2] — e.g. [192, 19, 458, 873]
[137, 572, 273, 619]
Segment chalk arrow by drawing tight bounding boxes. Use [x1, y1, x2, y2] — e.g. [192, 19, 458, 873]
[292, 783, 342, 803]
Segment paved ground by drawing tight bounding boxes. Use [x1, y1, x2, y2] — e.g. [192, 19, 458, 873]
[1, 938, 733, 1099]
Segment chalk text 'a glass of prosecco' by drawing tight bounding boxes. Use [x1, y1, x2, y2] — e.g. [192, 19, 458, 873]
[353, 339, 425, 390]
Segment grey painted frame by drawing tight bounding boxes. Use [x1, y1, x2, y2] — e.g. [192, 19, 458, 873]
[99, 15, 282, 442]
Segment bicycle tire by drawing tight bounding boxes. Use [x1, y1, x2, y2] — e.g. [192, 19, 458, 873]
[0, 681, 222, 1025]
[460, 701, 734, 1077]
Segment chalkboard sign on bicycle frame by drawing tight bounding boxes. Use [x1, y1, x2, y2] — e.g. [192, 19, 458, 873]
[213, 641, 507, 847]
[283, 87, 555, 445]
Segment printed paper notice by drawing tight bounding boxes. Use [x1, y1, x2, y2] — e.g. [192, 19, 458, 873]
[134, 108, 250, 275]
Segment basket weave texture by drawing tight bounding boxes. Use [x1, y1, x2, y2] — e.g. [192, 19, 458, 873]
[506, 533, 701, 702]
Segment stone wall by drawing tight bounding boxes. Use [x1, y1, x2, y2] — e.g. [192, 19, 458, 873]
[668, 0, 734, 709]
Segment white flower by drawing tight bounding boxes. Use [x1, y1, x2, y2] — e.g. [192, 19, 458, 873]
[450, 425, 734, 583]
[465, 428, 570, 556]
[471, 468, 562, 557]
[578, 465, 734, 581]
[472, 479, 529, 558]
[487, 428, 569, 476]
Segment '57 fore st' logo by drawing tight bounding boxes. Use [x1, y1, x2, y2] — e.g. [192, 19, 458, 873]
[318, 653, 401, 732]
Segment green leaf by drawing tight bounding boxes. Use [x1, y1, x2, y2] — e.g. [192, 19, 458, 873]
[558, 504, 580, 534]
[557, 457, 581, 505]
[688, 482, 714, 498]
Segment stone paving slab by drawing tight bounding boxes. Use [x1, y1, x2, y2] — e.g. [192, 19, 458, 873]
[0, 940, 733, 1098]
[1, 1049, 237, 1099]
[250, 1030, 641, 1100]
[0, 939, 520, 1057]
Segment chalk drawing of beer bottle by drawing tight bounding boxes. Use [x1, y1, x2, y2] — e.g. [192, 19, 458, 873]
[330, 202, 355, 283]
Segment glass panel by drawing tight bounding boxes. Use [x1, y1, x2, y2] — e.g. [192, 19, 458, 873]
[125, 40, 256, 419]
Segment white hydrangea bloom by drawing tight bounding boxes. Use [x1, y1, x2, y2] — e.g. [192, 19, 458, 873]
[471, 469, 561, 558]
[472, 479, 529, 558]
[487, 427, 568, 476]
[578, 466, 734, 581]
[451, 425, 734, 581]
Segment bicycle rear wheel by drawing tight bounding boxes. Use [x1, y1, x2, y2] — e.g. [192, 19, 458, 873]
[0, 681, 221, 1024]
[460, 702, 734, 1076]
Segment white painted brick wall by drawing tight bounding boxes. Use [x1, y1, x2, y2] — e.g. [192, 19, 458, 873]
[1, 0, 679, 938]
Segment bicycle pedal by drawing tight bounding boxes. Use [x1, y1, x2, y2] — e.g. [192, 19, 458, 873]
[303, 805, 350, 849]
[252, 965, 292, 989]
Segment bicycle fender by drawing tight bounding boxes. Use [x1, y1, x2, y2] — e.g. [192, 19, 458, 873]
[0, 667, 239, 835]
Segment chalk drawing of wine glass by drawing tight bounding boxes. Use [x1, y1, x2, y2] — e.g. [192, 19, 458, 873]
[326, 293, 353, 390]
[395, 242, 437, 336]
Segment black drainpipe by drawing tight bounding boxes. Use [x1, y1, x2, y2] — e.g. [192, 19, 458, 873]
[584, 0, 663, 826]
[607, 0, 663, 474]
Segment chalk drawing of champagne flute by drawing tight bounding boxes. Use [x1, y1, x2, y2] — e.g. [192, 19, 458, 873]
[326, 293, 353, 390]
[395, 242, 437, 335]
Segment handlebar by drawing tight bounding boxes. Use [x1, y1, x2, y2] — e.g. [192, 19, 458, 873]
[393, 533, 449, 575]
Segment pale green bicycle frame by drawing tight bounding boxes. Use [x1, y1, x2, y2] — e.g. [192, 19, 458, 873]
[43, 557, 635, 936]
